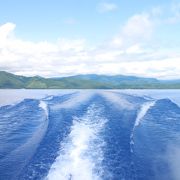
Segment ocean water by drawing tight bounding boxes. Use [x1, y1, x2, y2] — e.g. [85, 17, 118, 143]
[0, 90, 180, 180]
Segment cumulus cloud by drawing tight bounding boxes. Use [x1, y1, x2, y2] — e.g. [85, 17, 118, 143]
[111, 13, 154, 49]
[97, 2, 118, 13]
[0, 10, 180, 79]
[0, 23, 16, 46]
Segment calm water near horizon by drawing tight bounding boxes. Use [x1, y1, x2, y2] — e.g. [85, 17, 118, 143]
[0, 90, 180, 180]
[0, 89, 180, 107]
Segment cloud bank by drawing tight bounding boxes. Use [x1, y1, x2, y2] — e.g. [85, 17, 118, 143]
[0, 9, 180, 79]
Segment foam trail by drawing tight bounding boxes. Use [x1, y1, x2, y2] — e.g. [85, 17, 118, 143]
[46, 104, 107, 180]
[130, 101, 156, 152]
[134, 101, 156, 127]
[39, 101, 49, 118]
[43, 95, 54, 101]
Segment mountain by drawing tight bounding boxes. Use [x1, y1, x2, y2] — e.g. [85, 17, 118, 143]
[0, 71, 180, 89]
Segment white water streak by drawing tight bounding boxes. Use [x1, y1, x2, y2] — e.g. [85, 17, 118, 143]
[134, 101, 156, 127]
[39, 100, 49, 118]
[46, 104, 106, 180]
[130, 101, 156, 152]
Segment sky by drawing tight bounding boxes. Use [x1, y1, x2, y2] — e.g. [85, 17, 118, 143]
[0, 0, 180, 79]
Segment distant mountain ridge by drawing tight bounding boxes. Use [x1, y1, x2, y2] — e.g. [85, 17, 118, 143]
[0, 71, 180, 89]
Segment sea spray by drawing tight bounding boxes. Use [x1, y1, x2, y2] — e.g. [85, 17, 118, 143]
[46, 104, 107, 180]
[130, 101, 156, 153]
[39, 100, 49, 118]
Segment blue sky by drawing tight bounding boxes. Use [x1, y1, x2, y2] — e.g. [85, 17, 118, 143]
[0, 0, 173, 42]
[0, 0, 180, 79]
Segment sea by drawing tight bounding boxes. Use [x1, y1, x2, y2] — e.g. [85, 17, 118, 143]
[0, 89, 180, 180]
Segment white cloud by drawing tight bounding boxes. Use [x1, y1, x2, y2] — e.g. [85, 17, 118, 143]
[0, 23, 15, 39]
[0, 12, 180, 80]
[111, 13, 154, 50]
[122, 14, 153, 41]
[126, 44, 144, 54]
[97, 2, 118, 13]
[0, 23, 16, 47]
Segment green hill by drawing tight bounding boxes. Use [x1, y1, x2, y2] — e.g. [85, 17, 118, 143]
[0, 71, 180, 89]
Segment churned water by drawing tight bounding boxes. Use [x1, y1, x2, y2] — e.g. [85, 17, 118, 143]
[0, 90, 180, 180]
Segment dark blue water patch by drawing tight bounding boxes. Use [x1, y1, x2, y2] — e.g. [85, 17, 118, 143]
[148, 99, 180, 132]
[19, 108, 73, 180]
[0, 92, 179, 180]
[0, 99, 48, 180]
[112, 91, 147, 106]
[94, 95, 140, 180]
[133, 99, 180, 180]
[18, 94, 98, 180]
[0, 99, 46, 158]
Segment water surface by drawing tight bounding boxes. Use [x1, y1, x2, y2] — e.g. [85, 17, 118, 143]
[0, 90, 180, 180]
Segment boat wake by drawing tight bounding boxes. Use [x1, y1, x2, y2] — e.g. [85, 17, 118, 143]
[130, 101, 156, 152]
[0, 91, 180, 180]
[47, 104, 107, 180]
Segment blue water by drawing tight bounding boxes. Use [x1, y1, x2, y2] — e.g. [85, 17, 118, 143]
[0, 90, 180, 180]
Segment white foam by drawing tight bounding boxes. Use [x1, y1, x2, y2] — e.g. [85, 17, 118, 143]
[46, 104, 107, 180]
[43, 95, 54, 100]
[130, 101, 156, 153]
[135, 101, 156, 127]
[39, 101, 49, 118]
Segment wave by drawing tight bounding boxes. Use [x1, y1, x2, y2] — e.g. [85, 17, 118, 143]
[43, 95, 54, 101]
[39, 100, 49, 118]
[1, 91, 180, 179]
[134, 101, 156, 127]
[130, 101, 156, 153]
[51, 91, 94, 110]
[0, 100, 50, 179]
[46, 104, 107, 180]
[0, 117, 49, 178]
[100, 91, 134, 110]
